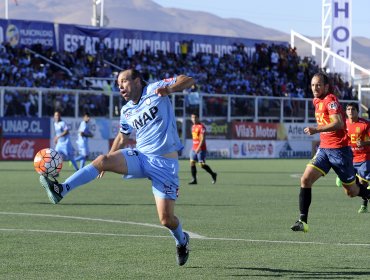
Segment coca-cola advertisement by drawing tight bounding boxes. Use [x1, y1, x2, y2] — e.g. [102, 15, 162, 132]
[0, 138, 49, 160]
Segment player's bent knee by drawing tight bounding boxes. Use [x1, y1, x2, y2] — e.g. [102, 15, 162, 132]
[343, 186, 358, 197]
[345, 191, 357, 198]
[345, 189, 358, 197]
[159, 217, 171, 228]
[93, 154, 109, 171]
[158, 215, 177, 229]
[301, 176, 313, 188]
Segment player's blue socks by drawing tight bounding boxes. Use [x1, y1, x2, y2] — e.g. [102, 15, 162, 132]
[169, 220, 186, 246]
[70, 158, 79, 171]
[74, 155, 87, 169]
[61, 163, 99, 196]
[79, 159, 86, 169]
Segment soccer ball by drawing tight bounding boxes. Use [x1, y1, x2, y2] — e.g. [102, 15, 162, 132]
[33, 148, 63, 177]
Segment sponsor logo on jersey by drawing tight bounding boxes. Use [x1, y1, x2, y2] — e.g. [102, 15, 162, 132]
[328, 101, 338, 110]
[127, 150, 138, 156]
[132, 106, 159, 130]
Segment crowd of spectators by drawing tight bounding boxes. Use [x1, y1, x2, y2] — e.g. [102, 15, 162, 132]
[0, 40, 357, 118]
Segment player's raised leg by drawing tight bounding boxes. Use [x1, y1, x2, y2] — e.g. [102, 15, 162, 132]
[40, 150, 128, 204]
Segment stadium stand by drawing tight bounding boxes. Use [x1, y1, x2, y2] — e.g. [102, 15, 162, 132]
[0, 40, 357, 118]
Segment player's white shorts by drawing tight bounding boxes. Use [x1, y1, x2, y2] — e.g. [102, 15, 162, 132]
[55, 142, 75, 160]
[121, 148, 179, 200]
[77, 143, 89, 157]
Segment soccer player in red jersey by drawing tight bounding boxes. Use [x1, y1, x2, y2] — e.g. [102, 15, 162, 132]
[344, 102, 370, 213]
[188, 113, 217, 185]
[291, 72, 370, 232]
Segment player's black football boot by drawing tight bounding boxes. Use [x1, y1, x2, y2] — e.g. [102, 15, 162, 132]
[176, 232, 190, 266]
[39, 176, 63, 204]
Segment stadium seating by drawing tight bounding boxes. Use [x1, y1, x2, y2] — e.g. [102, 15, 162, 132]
[0, 41, 357, 117]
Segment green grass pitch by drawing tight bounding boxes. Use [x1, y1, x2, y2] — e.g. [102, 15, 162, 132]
[1, 159, 370, 279]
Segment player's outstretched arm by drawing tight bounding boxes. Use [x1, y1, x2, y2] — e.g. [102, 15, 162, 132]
[156, 75, 195, 96]
[109, 132, 129, 154]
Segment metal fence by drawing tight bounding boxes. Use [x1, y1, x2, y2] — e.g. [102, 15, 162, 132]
[0, 86, 359, 124]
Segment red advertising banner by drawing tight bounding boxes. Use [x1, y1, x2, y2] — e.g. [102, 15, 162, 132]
[0, 138, 49, 160]
[185, 119, 229, 139]
[231, 122, 282, 140]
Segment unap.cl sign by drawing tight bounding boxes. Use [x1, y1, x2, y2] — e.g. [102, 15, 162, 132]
[1, 117, 50, 138]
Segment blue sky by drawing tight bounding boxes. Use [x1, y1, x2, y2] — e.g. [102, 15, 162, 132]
[152, 0, 370, 38]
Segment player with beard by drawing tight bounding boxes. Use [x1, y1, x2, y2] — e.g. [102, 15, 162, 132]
[291, 72, 370, 232]
[40, 69, 195, 266]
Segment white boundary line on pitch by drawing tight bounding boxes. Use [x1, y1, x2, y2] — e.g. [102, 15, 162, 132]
[0, 211, 205, 239]
[1, 227, 370, 247]
[2, 211, 370, 247]
[0, 228, 172, 239]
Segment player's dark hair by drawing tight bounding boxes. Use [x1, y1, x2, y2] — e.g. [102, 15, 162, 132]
[346, 102, 359, 112]
[130, 69, 142, 81]
[312, 72, 329, 85]
[118, 69, 147, 87]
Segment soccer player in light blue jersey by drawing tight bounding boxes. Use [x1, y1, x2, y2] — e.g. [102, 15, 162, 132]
[40, 69, 195, 266]
[74, 113, 94, 169]
[53, 111, 79, 171]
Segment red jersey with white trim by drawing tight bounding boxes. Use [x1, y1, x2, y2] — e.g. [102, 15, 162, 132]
[191, 123, 207, 151]
[346, 117, 370, 162]
[313, 93, 348, 148]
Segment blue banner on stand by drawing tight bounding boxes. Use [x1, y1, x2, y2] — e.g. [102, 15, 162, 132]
[0, 19, 56, 49]
[58, 23, 287, 56]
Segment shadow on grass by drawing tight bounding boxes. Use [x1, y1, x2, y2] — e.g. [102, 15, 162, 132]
[224, 266, 370, 279]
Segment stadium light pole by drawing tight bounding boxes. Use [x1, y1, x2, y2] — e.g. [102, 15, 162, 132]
[100, 0, 104, 27]
[92, 0, 104, 27]
[92, 0, 97, 26]
[321, 0, 332, 69]
[5, 0, 8, 19]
